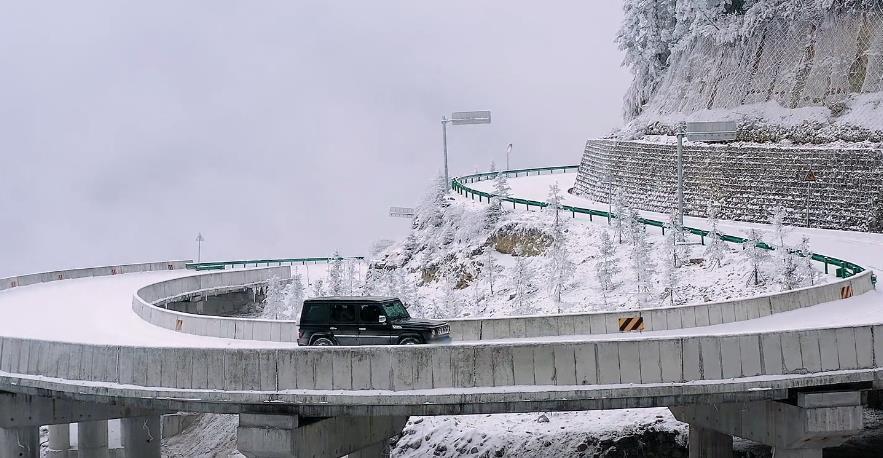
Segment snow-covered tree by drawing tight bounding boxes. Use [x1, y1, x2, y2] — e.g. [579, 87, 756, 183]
[289, 273, 305, 319]
[484, 249, 499, 295]
[415, 175, 448, 229]
[629, 223, 656, 307]
[661, 211, 687, 305]
[311, 278, 326, 298]
[343, 260, 357, 295]
[704, 202, 727, 269]
[484, 172, 512, 230]
[493, 172, 511, 197]
[616, 0, 678, 118]
[545, 183, 574, 307]
[328, 252, 344, 295]
[261, 276, 287, 319]
[510, 247, 537, 315]
[796, 236, 817, 286]
[770, 205, 799, 290]
[742, 229, 770, 286]
[489, 160, 497, 173]
[595, 230, 620, 307]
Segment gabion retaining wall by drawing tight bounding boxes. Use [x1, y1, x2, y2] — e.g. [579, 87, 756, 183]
[575, 139, 883, 232]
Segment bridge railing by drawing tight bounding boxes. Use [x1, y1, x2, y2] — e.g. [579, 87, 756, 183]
[186, 256, 365, 271]
[452, 167, 867, 279]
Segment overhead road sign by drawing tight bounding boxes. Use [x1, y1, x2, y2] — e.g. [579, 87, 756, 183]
[686, 121, 738, 143]
[389, 207, 416, 218]
[451, 111, 492, 125]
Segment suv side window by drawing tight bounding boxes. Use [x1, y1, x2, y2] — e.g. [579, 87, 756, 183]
[330, 303, 357, 323]
[360, 304, 384, 323]
[302, 303, 331, 324]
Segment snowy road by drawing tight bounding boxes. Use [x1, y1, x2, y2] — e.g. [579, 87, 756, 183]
[0, 270, 299, 348]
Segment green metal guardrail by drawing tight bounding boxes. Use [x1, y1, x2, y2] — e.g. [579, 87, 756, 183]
[186, 256, 365, 271]
[452, 167, 868, 279]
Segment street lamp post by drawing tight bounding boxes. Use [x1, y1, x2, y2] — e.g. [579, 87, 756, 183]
[506, 143, 512, 170]
[441, 110, 492, 190]
[195, 233, 205, 263]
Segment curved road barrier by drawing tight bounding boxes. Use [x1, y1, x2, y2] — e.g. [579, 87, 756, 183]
[132, 266, 298, 341]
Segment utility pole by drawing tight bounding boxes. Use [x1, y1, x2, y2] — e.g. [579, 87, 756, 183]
[195, 233, 205, 263]
[676, 126, 686, 228]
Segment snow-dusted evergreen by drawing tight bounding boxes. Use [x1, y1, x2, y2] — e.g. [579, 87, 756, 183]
[742, 229, 770, 286]
[797, 236, 818, 286]
[510, 246, 537, 315]
[660, 211, 686, 305]
[770, 205, 801, 290]
[595, 230, 620, 307]
[545, 183, 575, 307]
[485, 172, 511, 230]
[629, 222, 656, 306]
[703, 202, 727, 269]
[327, 251, 344, 295]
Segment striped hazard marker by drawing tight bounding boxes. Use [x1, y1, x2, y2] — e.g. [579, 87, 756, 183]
[618, 316, 645, 332]
[841, 284, 854, 299]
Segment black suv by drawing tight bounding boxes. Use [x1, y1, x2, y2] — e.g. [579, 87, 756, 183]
[297, 296, 451, 346]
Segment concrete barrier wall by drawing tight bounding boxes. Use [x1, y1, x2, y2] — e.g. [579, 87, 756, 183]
[448, 271, 874, 340]
[0, 261, 190, 292]
[132, 266, 298, 342]
[2, 320, 882, 394]
[144, 268, 873, 343]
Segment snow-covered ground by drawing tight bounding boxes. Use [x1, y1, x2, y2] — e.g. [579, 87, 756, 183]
[469, 172, 883, 272]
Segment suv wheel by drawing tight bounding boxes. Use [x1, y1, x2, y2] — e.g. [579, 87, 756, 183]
[312, 337, 336, 346]
[399, 337, 422, 345]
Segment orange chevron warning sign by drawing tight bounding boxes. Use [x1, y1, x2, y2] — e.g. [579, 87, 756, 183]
[618, 316, 645, 332]
[841, 285, 853, 299]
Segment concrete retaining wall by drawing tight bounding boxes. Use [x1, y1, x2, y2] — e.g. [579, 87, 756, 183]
[132, 266, 297, 342]
[448, 271, 874, 340]
[0, 261, 190, 292]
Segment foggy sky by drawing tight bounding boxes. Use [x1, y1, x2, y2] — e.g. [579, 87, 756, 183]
[0, 2, 628, 277]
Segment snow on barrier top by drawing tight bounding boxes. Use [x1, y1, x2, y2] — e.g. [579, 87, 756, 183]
[185, 256, 365, 271]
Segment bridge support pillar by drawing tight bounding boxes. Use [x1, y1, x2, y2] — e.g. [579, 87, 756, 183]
[0, 425, 39, 458]
[687, 424, 732, 458]
[47, 424, 71, 457]
[237, 414, 407, 458]
[121, 415, 161, 458]
[671, 390, 863, 458]
[78, 420, 110, 458]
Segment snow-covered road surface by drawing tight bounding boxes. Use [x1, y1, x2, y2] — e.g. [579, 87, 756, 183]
[0, 270, 299, 348]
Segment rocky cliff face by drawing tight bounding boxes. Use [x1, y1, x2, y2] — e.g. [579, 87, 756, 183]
[618, 1, 883, 142]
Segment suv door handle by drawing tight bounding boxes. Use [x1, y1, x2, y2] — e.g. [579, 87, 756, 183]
[329, 327, 337, 330]
[358, 328, 366, 331]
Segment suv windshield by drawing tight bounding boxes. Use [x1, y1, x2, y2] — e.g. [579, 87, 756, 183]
[382, 300, 410, 321]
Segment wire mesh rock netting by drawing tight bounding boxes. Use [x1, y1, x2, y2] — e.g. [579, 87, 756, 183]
[620, 0, 883, 143]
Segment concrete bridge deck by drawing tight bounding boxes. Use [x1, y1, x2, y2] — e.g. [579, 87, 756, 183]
[0, 169, 880, 457]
